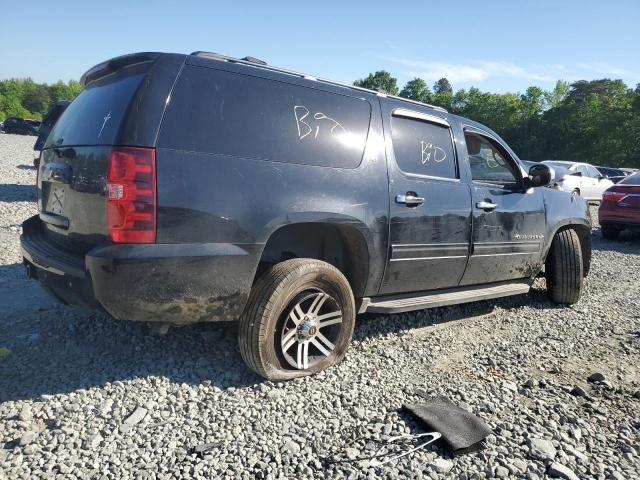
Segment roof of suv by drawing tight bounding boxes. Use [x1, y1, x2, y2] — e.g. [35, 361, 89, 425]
[188, 51, 449, 114]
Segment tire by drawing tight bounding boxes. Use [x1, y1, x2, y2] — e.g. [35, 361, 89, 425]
[601, 224, 620, 240]
[545, 229, 583, 304]
[239, 259, 355, 381]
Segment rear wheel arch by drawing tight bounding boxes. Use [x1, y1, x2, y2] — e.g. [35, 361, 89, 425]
[254, 222, 370, 299]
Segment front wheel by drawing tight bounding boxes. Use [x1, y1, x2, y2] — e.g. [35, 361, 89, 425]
[239, 259, 355, 381]
[545, 229, 583, 304]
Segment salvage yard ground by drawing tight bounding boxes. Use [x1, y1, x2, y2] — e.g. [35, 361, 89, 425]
[0, 133, 639, 479]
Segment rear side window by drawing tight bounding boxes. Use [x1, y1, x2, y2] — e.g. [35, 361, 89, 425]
[158, 66, 371, 168]
[46, 64, 147, 147]
[390, 114, 457, 179]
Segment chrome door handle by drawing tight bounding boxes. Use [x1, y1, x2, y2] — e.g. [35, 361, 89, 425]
[396, 194, 425, 206]
[476, 200, 497, 210]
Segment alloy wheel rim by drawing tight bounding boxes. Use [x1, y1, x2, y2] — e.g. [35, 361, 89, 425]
[280, 290, 343, 370]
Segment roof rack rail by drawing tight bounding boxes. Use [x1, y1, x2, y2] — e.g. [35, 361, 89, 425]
[189, 51, 448, 114]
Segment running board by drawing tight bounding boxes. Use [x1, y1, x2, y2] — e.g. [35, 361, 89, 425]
[364, 282, 531, 314]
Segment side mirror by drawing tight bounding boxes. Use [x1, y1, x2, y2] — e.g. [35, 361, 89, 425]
[524, 163, 552, 188]
[598, 174, 605, 181]
[571, 171, 582, 177]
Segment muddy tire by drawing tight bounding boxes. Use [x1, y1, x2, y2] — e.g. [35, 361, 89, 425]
[239, 259, 355, 381]
[545, 229, 583, 304]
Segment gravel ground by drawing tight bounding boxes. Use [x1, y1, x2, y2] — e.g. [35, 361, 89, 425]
[0, 132, 639, 480]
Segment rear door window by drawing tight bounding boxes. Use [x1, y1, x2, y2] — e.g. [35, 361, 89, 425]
[390, 111, 457, 179]
[158, 65, 372, 168]
[46, 64, 147, 147]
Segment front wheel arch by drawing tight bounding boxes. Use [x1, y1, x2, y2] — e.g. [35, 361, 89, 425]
[543, 224, 591, 278]
[545, 228, 584, 304]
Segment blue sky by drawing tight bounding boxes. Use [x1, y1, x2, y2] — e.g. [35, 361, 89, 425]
[3, 0, 639, 93]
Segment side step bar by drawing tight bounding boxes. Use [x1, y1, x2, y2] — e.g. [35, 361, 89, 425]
[363, 282, 531, 314]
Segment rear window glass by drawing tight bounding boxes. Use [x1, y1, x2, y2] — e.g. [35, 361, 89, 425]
[46, 65, 146, 147]
[158, 66, 371, 168]
[620, 172, 640, 184]
[391, 115, 457, 179]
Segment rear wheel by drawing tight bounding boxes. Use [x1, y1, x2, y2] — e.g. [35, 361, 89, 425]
[601, 224, 620, 240]
[239, 259, 355, 381]
[545, 229, 583, 304]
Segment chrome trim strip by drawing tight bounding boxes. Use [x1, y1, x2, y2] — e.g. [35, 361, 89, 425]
[395, 172, 461, 183]
[392, 108, 449, 126]
[472, 252, 535, 257]
[390, 255, 468, 262]
[391, 243, 469, 249]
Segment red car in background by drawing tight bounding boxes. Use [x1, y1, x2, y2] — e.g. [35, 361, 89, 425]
[598, 171, 640, 239]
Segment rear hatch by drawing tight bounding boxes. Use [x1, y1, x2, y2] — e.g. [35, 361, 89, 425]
[38, 56, 164, 254]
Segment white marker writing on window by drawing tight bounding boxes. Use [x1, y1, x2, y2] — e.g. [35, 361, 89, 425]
[420, 141, 446, 164]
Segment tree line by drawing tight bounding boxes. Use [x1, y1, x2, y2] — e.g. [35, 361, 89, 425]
[355, 72, 640, 168]
[0, 78, 82, 122]
[1, 72, 638, 167]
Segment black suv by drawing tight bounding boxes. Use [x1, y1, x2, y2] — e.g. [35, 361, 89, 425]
[21, 52, 592, 380]
[4, 117, 40, 135]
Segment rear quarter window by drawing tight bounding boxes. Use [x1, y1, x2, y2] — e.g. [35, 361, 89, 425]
[46, 64, 146, 147]
[158, 66, 372, 168]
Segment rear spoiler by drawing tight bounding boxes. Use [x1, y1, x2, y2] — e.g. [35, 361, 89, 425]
[80, 52, 162, 87]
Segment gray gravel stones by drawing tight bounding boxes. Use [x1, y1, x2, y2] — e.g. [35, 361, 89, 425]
[98, 398, 113, 418]
[123, 406, 147, 425]
[432, 457, 453, 473]
[528, 437, 556, 460]
[18, 405, 32, 422]
[1, 134, 640, 479]
[548, 462, 579, 480]
[18, 431, 36, 446]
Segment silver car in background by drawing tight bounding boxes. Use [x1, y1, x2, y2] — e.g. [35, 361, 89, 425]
[542, 160, 614, 201]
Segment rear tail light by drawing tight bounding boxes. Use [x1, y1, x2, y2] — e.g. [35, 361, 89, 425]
[106, 147, 156, 243]
[602, 191, 627, 203]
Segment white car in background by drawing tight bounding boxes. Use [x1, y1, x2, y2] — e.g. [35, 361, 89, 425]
[542, 160, 614, 201]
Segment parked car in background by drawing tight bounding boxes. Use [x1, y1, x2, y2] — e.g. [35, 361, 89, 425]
[598, 171, 640, 239]
[21, 51, 592, 380]
[34, 101, 71, 152]
[3, 117, 41, 135]
[542, 161, 614, 201]
[596, 166, 628, 184]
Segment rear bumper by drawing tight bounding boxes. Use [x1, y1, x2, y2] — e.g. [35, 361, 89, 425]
[21, 215, 262, 323]
[598, 204, 640, 228]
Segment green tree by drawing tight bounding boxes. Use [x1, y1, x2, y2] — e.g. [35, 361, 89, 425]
[353, 71, 399, 95]
[0, 78, 82, 121]
[22, 80, 51, 114]
[399, 78, 432, 103]
[544, 80, 570, 109]
[433, 78, 453, 94]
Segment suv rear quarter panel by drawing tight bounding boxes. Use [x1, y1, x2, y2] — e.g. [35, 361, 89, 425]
[154, 61, 389, 319]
